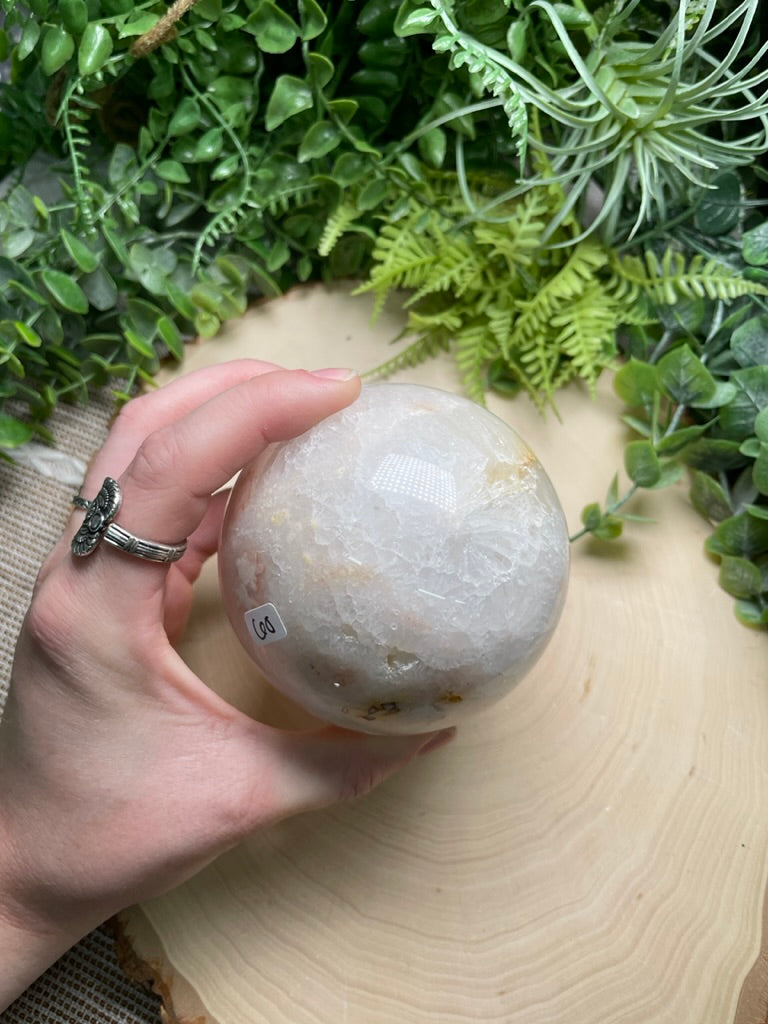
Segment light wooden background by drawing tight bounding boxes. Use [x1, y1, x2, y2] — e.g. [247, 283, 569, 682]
[121, 285, 768, 1024]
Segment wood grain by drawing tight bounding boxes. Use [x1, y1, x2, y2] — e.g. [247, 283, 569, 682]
[120, 284, 768, 1024]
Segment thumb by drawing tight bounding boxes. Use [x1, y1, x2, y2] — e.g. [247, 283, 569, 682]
[257, 724, 457, 822]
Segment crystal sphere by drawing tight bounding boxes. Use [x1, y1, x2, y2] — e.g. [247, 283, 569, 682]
[218, 383, 569, 735]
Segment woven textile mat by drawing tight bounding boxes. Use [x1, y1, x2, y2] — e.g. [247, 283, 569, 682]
[0, 392, 161, 1024]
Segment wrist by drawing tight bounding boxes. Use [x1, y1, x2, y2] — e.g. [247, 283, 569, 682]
[0, 813, 88, 1011]
[0, 900, 82, 1011]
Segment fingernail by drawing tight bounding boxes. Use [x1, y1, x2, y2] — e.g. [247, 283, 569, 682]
[311, 367, 358, 381]
[418, 727, 457, 757]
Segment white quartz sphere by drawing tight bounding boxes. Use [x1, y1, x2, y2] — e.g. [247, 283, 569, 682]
[218, 383, 569, 735]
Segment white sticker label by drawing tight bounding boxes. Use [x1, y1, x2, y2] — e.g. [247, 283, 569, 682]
[244, 603, 287, 646]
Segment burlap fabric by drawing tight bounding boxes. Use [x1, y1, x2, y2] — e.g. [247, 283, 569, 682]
[0, 393, 160, 1023]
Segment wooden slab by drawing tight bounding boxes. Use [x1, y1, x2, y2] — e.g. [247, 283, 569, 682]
[120, 284, 768, 1024]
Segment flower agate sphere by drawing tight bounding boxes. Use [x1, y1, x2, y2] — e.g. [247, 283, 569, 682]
[218, 383, 569, 735]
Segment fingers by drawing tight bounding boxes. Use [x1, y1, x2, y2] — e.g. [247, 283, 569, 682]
[251, 724, 458, 825]
[116, 368, 359, 547]
[60, 365, 359, 605]
[84, 360, 281, 494]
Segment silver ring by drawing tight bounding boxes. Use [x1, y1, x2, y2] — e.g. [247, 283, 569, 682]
[71, 477, 188, 564]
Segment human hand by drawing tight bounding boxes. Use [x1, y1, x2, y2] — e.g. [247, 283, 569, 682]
[0, 361, 455, 1008]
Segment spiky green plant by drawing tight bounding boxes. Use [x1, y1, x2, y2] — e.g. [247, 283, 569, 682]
[415, 0, 768, 244]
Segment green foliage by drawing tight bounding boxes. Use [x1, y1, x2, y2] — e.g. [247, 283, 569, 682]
[356, 177, 627, 405]
[1, 0, 768, 629]
[572, 272, 768, 628]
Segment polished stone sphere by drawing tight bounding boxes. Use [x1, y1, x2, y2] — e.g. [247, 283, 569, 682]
[218, 383, 569, 735]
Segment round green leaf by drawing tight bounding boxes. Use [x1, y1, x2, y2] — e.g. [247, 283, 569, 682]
[14, 322, 42, 347]
[60, 229, 99, 273]
[719, 367, 768, 441]
[417, 127, 447, 169]
[60, 0, 88, 35]
[394, 2, 437, 36]
[693, 171, 741, 237]
[298, 0, 327, 39]
[743, 221, 768, 267]
[265, 75, 313, 131]
[580, 502, 602, 531]
[734, 599, 768, 627]
[245, 1, 300, 53]
[357, 0, 400, 36]
[624, 440, 661, 487]
[332, 151, 368, 186]
[357, 176, 389, 211]
[124, 327, 157, 360]
[156, 160, 191, 184]
[656, 344, 716, 406]
[80, 266, 118, 311]
[298, 121, 342, 162]
[718, 555, 763, 599]
[41, 27, 75, 74]
[194, 311, 221, 339]
[191, 127, 224, 162]
[78, 22, 113, 76]
[156, 316, 184, 359]
[306, 52, 334, 89]
[168, 97, 202, 136]
[40, 269, 89, 313]
[710, 512, 768, 559]
[730, 315, 768, 369]
[17, 21, 41, 62]
[689, 469, 732, 523]
[592, 514, 623, 541]
[0, 414, 34, 449]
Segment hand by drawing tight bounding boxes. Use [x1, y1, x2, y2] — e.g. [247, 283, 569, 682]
[0, 361, 455, 1008]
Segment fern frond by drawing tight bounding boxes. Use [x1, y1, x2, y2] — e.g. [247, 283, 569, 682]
[318, 202, 359, 257]
[431, 8, 528, 166]
[356, 220, 440, 318]
[549, 282, 620, 392]
[406, 228, 486, 305]
[454, 320, 493, 405]
[610, 248, 768, 307]
[486, 299, 516, 347]
[504, 240, 609, 358]
[473, 188, 552, 271]
[194, 197, 263, 271]
[58, 83, 99, 237]
[365, 329, 451, 380]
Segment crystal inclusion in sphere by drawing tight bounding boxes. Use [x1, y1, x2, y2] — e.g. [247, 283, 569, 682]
[218, 383, 569, 735]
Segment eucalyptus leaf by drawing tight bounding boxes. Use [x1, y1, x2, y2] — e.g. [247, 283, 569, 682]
[60, 230, 99, 273]
[656, 344, 716, 406]
[730, 315, 768, 368]
[693, 171, 741, 237]
[708, 513, 768, 559]
[743, 221, 768, 267]
[40, 271, 88, 314]
[718, 366, 768, 441]
[614, 357, 659, 408]
[689, 469, 732, 522]
[719, 555, 763, 599]
[624, 440, 661, 487]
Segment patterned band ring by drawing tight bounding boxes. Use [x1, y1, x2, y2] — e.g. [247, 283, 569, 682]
[71, 477, 188, 564]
